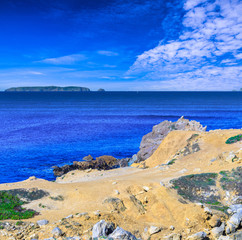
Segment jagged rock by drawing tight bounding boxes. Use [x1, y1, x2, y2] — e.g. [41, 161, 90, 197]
[108, 226, 137, 240]
[210, 222, 225, 239]
[92, 220, 115, 238]
[52, 227, 62, 237]
[227, 210, 242, 229]
[83, 155, 94, 161]
[37, 219, 49, 226]
[136, 117, 206, 162]
[187, 231, 207, 240]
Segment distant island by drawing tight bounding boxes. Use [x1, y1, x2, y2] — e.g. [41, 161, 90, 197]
[97, 88, 105, 92]
[5, 86, 91, 92]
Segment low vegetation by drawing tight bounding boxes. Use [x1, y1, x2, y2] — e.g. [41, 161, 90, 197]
[225, 134, 242, 144]
[0, 191, 36, 220]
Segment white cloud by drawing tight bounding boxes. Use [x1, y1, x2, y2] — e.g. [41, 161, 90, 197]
[97, 50, 119, 56]
[128, 0, 242, 90]
[27, 71, 44, 75]
[39, 54, 86, 65]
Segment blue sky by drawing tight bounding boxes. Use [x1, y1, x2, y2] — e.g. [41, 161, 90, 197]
[0, 0, 241, 91]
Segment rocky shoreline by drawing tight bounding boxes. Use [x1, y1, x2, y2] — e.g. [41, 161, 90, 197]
[0, 118, 241, 240]
[53, 117, 206, 177]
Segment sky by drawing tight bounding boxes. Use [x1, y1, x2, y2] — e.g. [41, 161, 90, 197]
[0, 0, 241, 91]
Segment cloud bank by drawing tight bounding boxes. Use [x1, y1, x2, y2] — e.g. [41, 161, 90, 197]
[128, 0, 242, 90]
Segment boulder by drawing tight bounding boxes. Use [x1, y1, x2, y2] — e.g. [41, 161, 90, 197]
[228, 204, 242, 214]
[52, 227, 62, 237]
[227, 211, 242, 229]
[37, 219, 49, 226]
[148, 225, 161, 235]
[108, 226, 137, 240]
[118, 158, 132, 167]
[210, 222, 225, 239]
[136, 117, 206, 162]
[83, 155, 94, 161]
[92, 220, 115, 239]
[187, 231, 207, 240]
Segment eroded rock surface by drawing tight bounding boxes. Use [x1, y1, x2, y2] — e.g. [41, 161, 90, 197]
[136, 117, 206, 163]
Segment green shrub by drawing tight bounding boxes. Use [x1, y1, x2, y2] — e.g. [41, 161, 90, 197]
[225, 134, 242, 144]
[0, 191, 36, 220]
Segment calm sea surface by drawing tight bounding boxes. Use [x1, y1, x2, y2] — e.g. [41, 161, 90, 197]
[0, 91, 241, 183]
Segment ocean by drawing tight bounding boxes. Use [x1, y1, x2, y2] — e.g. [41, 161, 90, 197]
[0, 91, 241, 183]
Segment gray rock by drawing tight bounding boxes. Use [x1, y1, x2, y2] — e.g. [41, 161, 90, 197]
[225, 222, 236, 234]
[148, 226, 160, 235]
[232, 231, 242, 240]
[108, 226, 137, 240]
[83, 155, 94, 161]
[187, 231, 207, 240]
[52, 227, 62, 237]
[218, 236, 232, 240]
[76, 212, 88, 217]
[164, 233, 181, 240]
[227, 211, 242, 229]
[118, 158, 132, 167]
[136, 117, 206, 162]
[92, 220, 115, 238]
[132, 154, 137, 162]
[210, 222, 225, 238]
[37, 220, 49, 226]
[228, 204, 242, 214]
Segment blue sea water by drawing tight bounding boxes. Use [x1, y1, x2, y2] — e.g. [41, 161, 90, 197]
[0, 91, 241, 183]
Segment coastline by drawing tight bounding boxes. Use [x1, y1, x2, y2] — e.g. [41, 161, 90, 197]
[0, 118, 241, 239]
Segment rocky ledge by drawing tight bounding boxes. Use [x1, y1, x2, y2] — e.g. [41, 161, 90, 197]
[53, 155, 136, 177]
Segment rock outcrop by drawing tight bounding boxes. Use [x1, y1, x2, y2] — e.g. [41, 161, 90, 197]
[136, 117, 207, 163]
[52, 155, 134, 177]
[53, 155, 119, 176]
